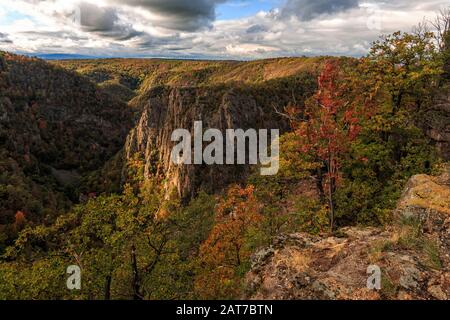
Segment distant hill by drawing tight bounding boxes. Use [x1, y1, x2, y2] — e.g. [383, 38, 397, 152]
[53, 56, 333, 103]
[31, 53, 102, 60]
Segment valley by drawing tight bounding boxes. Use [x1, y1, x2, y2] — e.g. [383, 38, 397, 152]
[0, 29, 449, 300]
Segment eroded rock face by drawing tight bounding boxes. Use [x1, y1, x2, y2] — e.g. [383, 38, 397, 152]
[245, 169, 450, 300]
[397, 170, 450, 219]
[124, 85, 293, 200]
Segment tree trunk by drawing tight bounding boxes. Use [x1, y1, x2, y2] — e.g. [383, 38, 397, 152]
[327, 156, 336, 232]
[316, 166, 326, 204]
[392, 91, 403, 115]
[328, 176, 336, 232]
[104, 274, 112, 300]
[131, 245, 142, 300]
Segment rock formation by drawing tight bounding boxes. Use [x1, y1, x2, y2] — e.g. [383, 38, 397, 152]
[245, 167, 450, 300]
[427, 87, 450, 160]
[124, 81, 316, 200]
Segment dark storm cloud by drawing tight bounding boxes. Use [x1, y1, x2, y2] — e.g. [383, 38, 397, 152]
[112, 0, 227, 31]
[23, 0, 228, 31]
[78, 2, 118, 32]
[76, 2, 142, 40]
[0, 32, 12, 43]
[282, 0, 360, 21]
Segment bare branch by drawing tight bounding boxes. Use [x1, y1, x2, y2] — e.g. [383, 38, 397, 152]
[272, 103, 307, 123]
[430, 7, 450, 51]
[413, 18, 430, 41]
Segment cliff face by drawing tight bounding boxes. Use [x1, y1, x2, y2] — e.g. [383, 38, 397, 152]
[126, 86, 277, 199]
[245, 167, 450, 300]
[53, 57, 331, 199]
[124, 77, 317, 200]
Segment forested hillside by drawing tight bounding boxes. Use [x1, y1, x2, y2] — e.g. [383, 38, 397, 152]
[0, 52, 133, 251]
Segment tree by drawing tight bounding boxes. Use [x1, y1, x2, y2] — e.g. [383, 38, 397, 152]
[195, 185, 262, 299]
[430, 8, 450, 52]
[333, 31, 441, 226]
[0, 154, 218, 300]
[290, 61, 364, 231]
[362, 31, 441, 117]
[13, 211, 26, 231]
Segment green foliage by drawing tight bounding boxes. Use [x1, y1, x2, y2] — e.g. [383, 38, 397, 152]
[363, 31, 441, 116]
[246, 132, 327, 248]
[0, 52, 133, 246]
[176, 192, 216, 259]
[335, 123, 438, 225]
[0, 163, 217, 300]
[291, 196, 329, 235]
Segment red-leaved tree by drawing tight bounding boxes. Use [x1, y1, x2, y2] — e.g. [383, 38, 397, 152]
[291, 61, 364, 231]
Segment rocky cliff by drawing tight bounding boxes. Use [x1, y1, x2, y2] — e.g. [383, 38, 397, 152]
[245, 167, 450, 300]
[54, 57, 325, 199]
[124, 70, 319, 200]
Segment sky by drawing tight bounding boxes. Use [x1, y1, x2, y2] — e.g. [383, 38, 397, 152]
[0, 0, 449, 59]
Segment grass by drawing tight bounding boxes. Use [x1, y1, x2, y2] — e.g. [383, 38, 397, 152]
[368, 215, 443, 273]
[393, 216, 442, 270]
[368, 239, 395, 264]
[380, 270, 399, 299]
[422, 239, 442, 270]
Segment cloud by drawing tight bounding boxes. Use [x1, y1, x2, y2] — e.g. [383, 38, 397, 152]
[0, 32, 12, 43]
[281, 0, 359, 21]
[75, 2, 142, 40]
[246, 24, 268, 34]
[111, 0, 227, 31]
[1, 0, 450, 59]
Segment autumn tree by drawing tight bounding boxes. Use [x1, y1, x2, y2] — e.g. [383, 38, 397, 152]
[289, 61, 365, 231]
[13, 211, 26, 231]
[361, 31, 441, 117]
[335, 31, 441, 225]
[195, 185, 262, 299]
